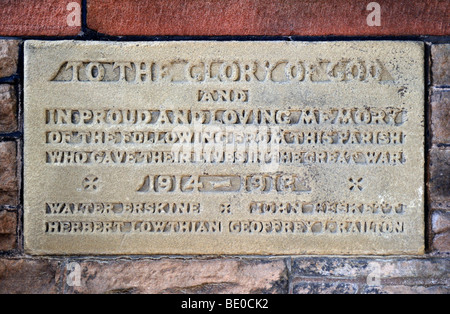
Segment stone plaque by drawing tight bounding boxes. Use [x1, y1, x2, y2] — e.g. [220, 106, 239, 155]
[24, 41, 424, 255]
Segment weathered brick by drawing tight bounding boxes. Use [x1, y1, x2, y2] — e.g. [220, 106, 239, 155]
[0, 85, 17, 133]
[432, 232, 450, 253]
[0, 141, 18, 206]
[432, 44, 450, 86]
[87, 0, 449, 36]
[0, 0, 81, 36]
[432, 210, 450, 234]
[0, 40, 19, 78]
[430, 89, 450, 146]
[291, 257, 450, 290]
[0, 258, 60, 294]
[293, 281, 359, 294]
[0, 211, 16, 251]
[363, 285, 449, 294]
[292, 257, 368, 278]
[429, 148, 450, 206]
[291, 257, 450, 293]
[62, 258, 288, 294]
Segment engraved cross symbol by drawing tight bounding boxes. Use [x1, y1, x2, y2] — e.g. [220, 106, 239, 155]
[220, 203, 232, 214]
[349, 177, 363, 191]
[82, 175, 99, 192]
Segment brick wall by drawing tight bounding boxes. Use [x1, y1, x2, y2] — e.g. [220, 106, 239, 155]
[0, 0, 448, 294]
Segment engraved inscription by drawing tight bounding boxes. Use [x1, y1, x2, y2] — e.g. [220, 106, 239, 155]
[44, 108, 406, 126]
[52, 59, 394, 83]
[24, 41, 424, 255]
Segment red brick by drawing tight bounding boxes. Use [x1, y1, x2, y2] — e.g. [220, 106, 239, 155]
[0, 85, 17, 133]
[0, 40, 19, 78]
[430, 89, 450, 146]
[0, 0, 81, 36]
[63, 258, 288, 294]
[0, 258, 60, 294]
[0, 141, 18, 206]
[0, 211, 16, 251]
[432, 44, 450, 86]
[87, 0, 449, 36]
[432, 232, 450, 253]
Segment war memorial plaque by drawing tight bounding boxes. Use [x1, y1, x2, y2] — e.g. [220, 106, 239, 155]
[24, 41, 424, 255]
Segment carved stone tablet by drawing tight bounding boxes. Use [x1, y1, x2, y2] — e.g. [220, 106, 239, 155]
[24, 41, 425, 255]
